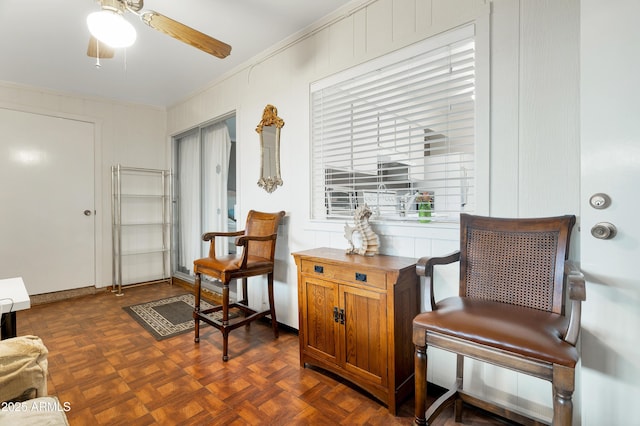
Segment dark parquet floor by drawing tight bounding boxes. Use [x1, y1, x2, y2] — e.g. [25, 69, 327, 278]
[16, 282, 515, 425]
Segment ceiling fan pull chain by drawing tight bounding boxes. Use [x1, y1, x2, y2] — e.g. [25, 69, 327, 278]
[95, 39, 101, 69]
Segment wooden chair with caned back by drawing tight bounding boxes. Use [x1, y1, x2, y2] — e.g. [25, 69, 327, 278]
[193, 210, 285, 361]
[413, 214, 585, 425]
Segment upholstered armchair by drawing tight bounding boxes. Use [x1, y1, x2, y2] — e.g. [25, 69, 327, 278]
[0, 335, 48, 402]
[413, 214, 584, 425]
[0, 335, 69, 425]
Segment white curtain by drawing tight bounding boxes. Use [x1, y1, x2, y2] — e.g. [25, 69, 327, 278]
[177, 122, 232, 276]
[202, 122, 232, 257]
[177, 132, 201, 275]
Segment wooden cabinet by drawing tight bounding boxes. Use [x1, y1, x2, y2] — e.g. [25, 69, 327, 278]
[292, 247, 419, 414]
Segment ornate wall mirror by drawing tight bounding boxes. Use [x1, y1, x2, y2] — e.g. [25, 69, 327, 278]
[256, 104, 284, 193]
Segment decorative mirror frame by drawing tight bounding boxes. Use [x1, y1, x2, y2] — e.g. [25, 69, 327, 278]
[256, 104, 284, 193]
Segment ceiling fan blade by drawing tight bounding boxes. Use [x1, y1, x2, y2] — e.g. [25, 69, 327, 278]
[141, 12, 231, 59]
[87, 36, 115, 59]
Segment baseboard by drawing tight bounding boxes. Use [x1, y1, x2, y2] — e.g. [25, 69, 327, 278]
[31, 279, 186, 306]
[30, 286, 107, 305]
[31, 278, 234, 307]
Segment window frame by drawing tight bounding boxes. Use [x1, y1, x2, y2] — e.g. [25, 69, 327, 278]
[309, 20, 490, 226]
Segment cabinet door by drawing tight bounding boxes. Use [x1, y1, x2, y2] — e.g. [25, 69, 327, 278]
[340, 285, 388, 387]
[301, 277, 340, 364]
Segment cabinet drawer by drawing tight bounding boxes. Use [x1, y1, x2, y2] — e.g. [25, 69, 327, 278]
[300, 260, 386, 289]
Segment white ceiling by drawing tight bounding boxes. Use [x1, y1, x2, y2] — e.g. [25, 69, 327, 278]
[0, 0, 352, 107]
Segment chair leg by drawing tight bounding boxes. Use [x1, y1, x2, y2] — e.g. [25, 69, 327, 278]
[414, 342, 427, 425]
[222, 281, 230, 325]
[242, 277, 248, 305]
[267, 272, 278, 338]
[221, 279, 230, 361]
[242, 277, 251, 329]
[552, 365, 575, 426]
[222, 328, 229, 362]
[414, 332, 460, 425]
[454, 354, 464, 422]
[193, 272, 201, 343]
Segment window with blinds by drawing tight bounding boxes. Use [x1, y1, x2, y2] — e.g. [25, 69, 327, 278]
[310, 25, 476, 223]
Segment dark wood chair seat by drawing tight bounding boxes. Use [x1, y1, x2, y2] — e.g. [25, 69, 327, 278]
[193, 210, 285, 361]
[413, 214, 585, 426]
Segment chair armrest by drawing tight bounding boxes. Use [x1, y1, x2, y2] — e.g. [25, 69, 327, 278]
[564, 261, 586, 345]
[417, 251, 460, 310]
[416, 251, 461, 277]
[202, 230, 245, 258]
[202, 230, 245, 241]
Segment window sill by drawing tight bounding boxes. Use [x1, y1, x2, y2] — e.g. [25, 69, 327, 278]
[305, 217, 459, 240]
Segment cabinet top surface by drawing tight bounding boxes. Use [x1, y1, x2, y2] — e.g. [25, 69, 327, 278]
[291, 247, 417, 271]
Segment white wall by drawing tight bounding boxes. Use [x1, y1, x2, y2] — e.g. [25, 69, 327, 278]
[167, 0, 580, 420]
[0, 82, 168, 288]
[490, 0, 581, 218]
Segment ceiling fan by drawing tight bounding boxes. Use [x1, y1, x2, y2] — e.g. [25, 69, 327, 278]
[86, 0, 232, 59]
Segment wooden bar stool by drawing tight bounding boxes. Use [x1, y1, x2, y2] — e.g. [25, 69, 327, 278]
[193, 210, 285, 361]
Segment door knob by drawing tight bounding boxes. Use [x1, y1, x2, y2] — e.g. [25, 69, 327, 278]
[84, 210, 93, 216]
[591, 222, 616, 240]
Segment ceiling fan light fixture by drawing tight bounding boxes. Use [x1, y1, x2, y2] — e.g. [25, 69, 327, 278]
[87, 10, 137, 48]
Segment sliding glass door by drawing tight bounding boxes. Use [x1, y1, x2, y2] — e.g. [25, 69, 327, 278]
[172, 115, 236, 280]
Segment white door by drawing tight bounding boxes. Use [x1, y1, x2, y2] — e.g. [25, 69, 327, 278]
[0, 108, 95, 295]
[580, 1, 640, 424]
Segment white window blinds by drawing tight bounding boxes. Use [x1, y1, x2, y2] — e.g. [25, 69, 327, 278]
[310, 25, 476, 222]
